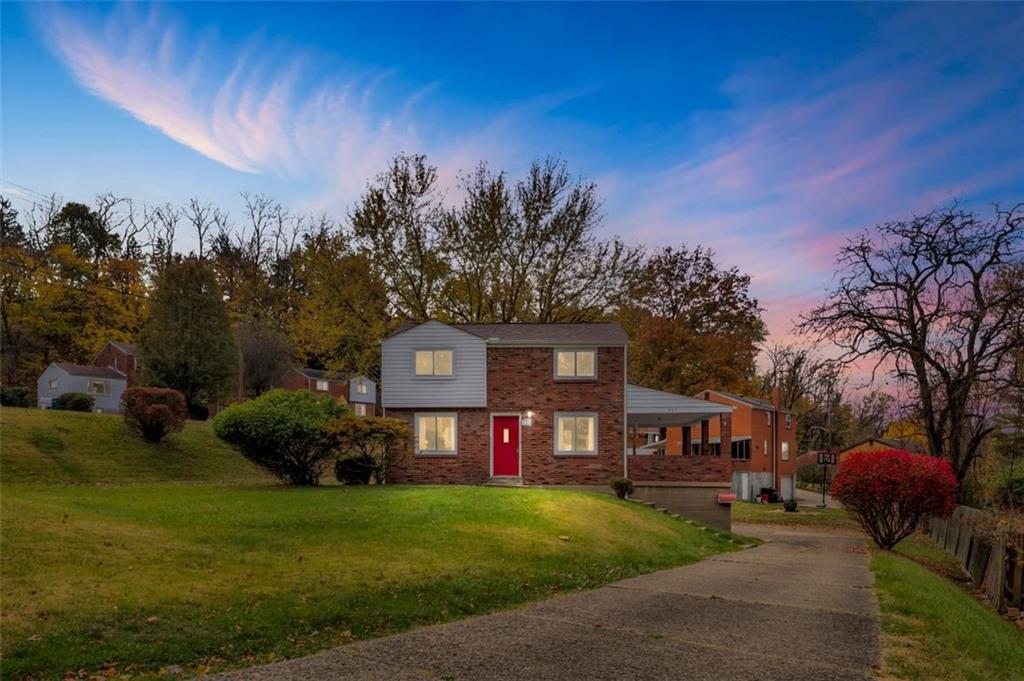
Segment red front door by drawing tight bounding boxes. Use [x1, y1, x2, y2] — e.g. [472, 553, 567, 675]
[493, 415, 520, 476]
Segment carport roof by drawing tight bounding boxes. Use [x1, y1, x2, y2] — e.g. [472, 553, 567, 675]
[627, 383, 732, 427]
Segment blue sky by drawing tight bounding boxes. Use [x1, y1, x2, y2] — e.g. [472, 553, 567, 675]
[2, 2, 1022, 342]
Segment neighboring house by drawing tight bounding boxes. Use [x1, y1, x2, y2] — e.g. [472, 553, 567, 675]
[380, 320, 736, 528]
[93, 340, 142, 386]
[277, 368, 377, 416]
[36, 363, 127, 413]
[663, 389, 798, 501]
[837, 436, 920, 462]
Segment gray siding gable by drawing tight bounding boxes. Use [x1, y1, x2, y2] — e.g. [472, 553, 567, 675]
[348, 376, 377, 404]
[381, 321, 487, 408]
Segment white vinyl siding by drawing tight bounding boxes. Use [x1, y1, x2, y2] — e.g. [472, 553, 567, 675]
[416, 413, 457, 455]
[554, 413, 597, 455]
[554, 349, 596, 379]
[381, 321, 486, 408]
[415, 349, 453, 376]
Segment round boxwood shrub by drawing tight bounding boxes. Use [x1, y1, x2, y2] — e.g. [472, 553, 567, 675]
[122, 387, 187, 443]
[609, 477, 634, 499]
[335, 454, 374, 485]
[53, 392, 95, 412]
[212, 389, 349, 486]
[831, 449, 957, 549]
[1, 386, 32, 407]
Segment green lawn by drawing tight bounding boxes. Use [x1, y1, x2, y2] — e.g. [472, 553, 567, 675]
[873, 535, 1024, 681]
[1, 408, 743, 679]
[731, 501, 858, 529]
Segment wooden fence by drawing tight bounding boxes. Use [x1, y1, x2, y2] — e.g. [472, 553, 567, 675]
[926, 506, 1024, 612]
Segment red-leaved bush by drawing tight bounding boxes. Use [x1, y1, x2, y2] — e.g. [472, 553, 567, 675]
[122, 387, 187, 443]
[831, 449, 957, 549]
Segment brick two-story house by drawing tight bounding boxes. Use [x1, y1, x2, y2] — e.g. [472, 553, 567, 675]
[277, 367, 377, 416]
[381, 321, 736, 527]
[93, 340, 142, 386]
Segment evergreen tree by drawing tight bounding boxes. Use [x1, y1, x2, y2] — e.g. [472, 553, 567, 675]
[139, 257, 237, 406]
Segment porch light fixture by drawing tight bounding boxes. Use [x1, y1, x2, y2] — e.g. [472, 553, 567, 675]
[523, 410, 535, 427]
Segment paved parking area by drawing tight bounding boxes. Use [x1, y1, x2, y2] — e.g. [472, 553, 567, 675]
[215, 524, 879, 681]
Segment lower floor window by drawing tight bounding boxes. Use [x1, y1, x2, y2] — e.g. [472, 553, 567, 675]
[353, 403, 367, 416]
[731, 439, 751, 460]
[781, 441, 790, 461]
[416, 413, 457, 454]
[555, 413, 597, 454]
[88, 380, 108, 395]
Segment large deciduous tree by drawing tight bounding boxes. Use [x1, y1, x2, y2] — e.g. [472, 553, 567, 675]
[798, 204, 1024, 484]
[138, 257, 237, 406]
[623, 245, 766, 395]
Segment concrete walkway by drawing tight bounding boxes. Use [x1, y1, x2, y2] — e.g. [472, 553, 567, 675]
[216, 524, 879, 681]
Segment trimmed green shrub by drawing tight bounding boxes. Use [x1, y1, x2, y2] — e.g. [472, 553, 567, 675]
[334, 455, 374, 485]
[609, 477, 634, 499]
[212, 389, 349, 486]
[324, 416, 412, 484]
[122, 387, 187, 443]
[53, 392, 94, 412]
[1, 386, 32, 407]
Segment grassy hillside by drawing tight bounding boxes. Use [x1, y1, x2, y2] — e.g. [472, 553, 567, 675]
[2, 484, 743, 678]
[873, 538, 1024, 681]
[0, 407, 271, 485]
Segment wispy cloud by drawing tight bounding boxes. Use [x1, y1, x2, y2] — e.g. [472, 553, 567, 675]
[43, 2, 433, 204]
[604, 4, 1024, 343]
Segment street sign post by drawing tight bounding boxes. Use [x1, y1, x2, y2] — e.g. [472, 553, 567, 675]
[816, 451, 837, 508]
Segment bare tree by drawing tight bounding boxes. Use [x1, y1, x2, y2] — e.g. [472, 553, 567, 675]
[798, 204, 1024, 484]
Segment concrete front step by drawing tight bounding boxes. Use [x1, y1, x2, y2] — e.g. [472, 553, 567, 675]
[484, 477, 524, 487]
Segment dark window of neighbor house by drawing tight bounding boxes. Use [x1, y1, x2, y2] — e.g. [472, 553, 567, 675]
[785, 413, 793, 429]
[690, 443, 700, 456]
[731, 439, 751, 460]
[710, 442, 721, 456]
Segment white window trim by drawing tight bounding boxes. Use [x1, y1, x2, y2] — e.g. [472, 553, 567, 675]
[781, 441, 791, 461]
[315, 379, 330, 392]
[353, 403, 367, 416]
[356, 380, 368, 395]
[553, 411, 599, 456]
[553, 348, 598, 381]
[413, 348, 455, 379]
[48, 379, 58, 389]
[133, 357, 142, 371]
[415, 412, 458, 456]
[88, 379, 109, 395]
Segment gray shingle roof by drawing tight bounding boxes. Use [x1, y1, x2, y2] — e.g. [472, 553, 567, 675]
[293, 367, 347, 381]
[108, 340, 136, 354]
[389, 321, 628, 345]
[55, 363, 126, 379]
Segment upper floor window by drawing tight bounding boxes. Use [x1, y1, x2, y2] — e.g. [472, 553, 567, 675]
[555, 413, 597, 455]
[88, 380, 108, 395]
[785, 413, 793, 429]
[355, 379, 368, 395]
[555, 350, 596, 379]
[415, 349, 453, 377]
[48, 379, 58, 389]
[316, 379, 330, 391]
[111, 357, 119, 370]
[781, 441, 790, 461]
[416, 413, 457, 454]
[133, 357, 142, 371]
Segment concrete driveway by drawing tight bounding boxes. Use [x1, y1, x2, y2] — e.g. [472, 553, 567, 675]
[215, 524, 879, 681]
